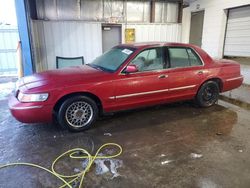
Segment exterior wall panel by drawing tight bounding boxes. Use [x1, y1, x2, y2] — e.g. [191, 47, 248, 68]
[0, 25, 19, 75]
[182, 0, 250, 58]
[123, 24, 181, 43]
[31, 21, 102, 72]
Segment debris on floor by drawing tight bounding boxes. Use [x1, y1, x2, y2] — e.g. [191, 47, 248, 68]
[94, 158, 123, 178]
[164, 130, 171, 133]
[161, 160, 173, 165]
[109, 159, 123, 179]
[190, 153, 203, 159]
[133, 153, 138, 157]
[81, 158, 90, 169]
[104, 133, 112, 136]
[74, 168, 81, 173]
[95, 159, 110, 175]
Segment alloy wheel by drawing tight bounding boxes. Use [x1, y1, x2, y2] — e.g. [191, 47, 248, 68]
[65, 101, 93, 128]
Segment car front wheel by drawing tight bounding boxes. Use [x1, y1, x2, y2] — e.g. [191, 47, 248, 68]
[196, 81, 219, 107]
[58, 96, 98, 132]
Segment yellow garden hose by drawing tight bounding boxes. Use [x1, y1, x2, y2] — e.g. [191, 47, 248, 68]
[0, 143, 122, 188]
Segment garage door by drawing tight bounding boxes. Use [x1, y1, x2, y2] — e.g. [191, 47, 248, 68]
[224, 6, 250, 57]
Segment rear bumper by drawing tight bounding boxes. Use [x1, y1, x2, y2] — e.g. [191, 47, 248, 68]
[222, 76, 244, 92]
[8, 94, 53, 123]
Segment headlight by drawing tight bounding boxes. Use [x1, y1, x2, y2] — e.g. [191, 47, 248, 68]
[17, 92, 49, 102]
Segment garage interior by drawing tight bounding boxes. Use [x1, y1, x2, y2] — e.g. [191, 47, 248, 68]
[1, 0, 250, 187]
[26, 0, 182, 72]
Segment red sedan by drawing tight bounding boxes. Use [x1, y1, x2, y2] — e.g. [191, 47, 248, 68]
[9, 42, 243, 132]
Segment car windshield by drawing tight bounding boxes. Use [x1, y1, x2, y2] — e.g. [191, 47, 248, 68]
[88, 47, 135, 72]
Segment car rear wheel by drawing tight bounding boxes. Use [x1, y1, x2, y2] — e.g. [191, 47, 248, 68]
[58, 96, 98, 132]
[196, 81, 219, 107]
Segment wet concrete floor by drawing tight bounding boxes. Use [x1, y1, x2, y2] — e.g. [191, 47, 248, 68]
[0, 98, 250, 188]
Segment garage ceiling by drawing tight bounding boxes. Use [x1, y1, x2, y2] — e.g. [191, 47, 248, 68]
[224, 5, 250, 57]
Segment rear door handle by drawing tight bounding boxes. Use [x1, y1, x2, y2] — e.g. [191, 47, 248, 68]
[158, 74, 168, 79]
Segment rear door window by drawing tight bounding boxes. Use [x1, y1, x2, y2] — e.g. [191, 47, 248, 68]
[186, 48, 203, 66]
[168, 47, 202, 68]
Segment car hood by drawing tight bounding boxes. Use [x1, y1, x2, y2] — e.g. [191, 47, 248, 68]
[18, 65, 110, 91]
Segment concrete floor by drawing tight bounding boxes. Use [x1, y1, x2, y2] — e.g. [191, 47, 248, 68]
[221, 85, 250, 109]
[0, 98, 250, 188]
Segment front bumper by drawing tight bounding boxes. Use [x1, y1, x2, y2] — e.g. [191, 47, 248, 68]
[8, 93, 53, 123]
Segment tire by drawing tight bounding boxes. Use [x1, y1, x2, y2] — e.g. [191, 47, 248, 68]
[196, 81, 219, 107]
[57, 96, 98, 132]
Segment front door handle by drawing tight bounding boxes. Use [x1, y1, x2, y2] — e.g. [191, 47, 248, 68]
[197, 70, 203, 75]
[158, 74, 168, 79]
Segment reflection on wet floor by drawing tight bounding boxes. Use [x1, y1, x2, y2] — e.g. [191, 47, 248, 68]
[0, 82, 15, 101]
[1, 99, 250, 188]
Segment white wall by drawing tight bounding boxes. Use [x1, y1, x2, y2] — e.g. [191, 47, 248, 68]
[0, 25, 19, 75]
[181, 7, 191, 43]
[181, 0, 250, 58]
[31, 21, 102, 72]
[122, 23, 182, 43]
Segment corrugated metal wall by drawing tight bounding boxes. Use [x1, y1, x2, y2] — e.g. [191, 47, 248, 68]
[35, 0, 179, 23]
[155, 2, 179, 23]
[123, 24, 181, 42]
[0, 25, 19, 75]
[31, 21, 102, 71]
[31, 21, 181, 72]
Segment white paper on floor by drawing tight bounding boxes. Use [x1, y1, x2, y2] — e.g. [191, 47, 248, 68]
[94, 158, 123, 178]
[95, 159, 110, 175]
[81, 158, 90, 169]
[79, 151, 123, 179]
[161, 160, 173, 165]
[190, 153, 203, 159]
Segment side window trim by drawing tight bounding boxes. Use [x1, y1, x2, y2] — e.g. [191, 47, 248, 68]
[185, 48, 191, 66]
[187, 48, 203, 66]
[164, 47, 170, 69]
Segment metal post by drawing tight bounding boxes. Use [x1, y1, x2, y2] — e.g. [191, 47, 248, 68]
[15, 0, 33, 76]
[150, 0, 156, 23]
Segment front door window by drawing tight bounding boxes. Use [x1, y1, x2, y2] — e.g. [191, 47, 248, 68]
[130, 48, 164, 72]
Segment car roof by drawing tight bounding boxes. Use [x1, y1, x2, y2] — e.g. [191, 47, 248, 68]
[117, 42, 197, 49]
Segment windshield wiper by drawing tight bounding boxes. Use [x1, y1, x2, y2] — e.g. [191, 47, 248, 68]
[86, 64, 113, 73]
[86, 63, 101, 70]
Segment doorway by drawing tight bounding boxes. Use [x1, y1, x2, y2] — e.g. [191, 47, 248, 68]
[102, 24, 121, 53]
[189, 10, 204, 47]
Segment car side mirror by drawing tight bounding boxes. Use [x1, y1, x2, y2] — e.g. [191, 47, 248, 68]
[124, 65, 138, 74]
